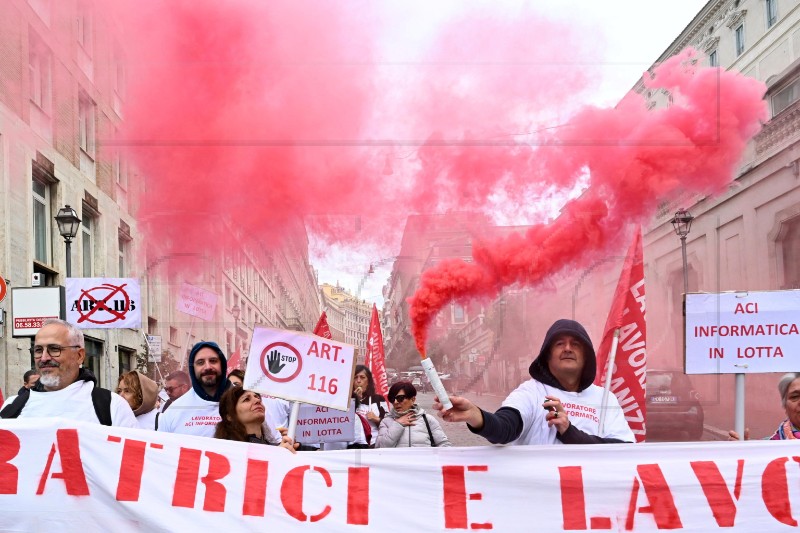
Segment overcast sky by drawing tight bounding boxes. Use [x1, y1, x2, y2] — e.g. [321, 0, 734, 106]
[311, 0, 709, 305]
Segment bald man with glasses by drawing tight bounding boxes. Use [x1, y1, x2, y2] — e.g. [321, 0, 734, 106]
[0, 319, 137, 427]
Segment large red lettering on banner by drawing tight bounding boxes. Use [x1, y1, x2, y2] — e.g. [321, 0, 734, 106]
[36, 429, 89, 496]
[281, 465, 333, 522]
[442, 465, 491, 530]
[172, 448, 231, 512]
[0, 429, 20, 494]
[6, 420, 800, 530]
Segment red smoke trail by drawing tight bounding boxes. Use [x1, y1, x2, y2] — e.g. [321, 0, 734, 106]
[97, 1, 601, 271]
[408, 50, 767, 353]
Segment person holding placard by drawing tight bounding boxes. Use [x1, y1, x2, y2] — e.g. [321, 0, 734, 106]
[352, 364, 387, 436]
[728, 372, 800, 441]
[374, 381, 451, 448]
[215, 387, 298, 452]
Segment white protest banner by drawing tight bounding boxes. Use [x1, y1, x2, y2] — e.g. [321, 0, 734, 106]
[146, 335, 162, 362]
[2, 418, 800, 531]
[176, 282, 218, 321]
[296, 403, 355, 444]
[65, 278, 141, 329]
[685, 290, 800, 374]
[244, 327, 356, 411]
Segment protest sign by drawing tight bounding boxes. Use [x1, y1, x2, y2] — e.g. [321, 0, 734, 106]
[244, 327, 356, 411]
[176, 282, 218, 321]
[65, 278, 141, 329]
[295, 403, 355, 444]
[685, 291, 800, 374]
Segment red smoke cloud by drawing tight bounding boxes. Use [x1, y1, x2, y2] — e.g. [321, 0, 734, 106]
[101, 1, 601, 266]
[408, 50, 767, 352]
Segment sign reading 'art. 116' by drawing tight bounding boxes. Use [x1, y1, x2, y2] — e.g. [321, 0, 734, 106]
[685, 290, 800, 374]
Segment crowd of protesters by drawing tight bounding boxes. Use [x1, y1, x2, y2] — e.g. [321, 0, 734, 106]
[7, 317, 795, 451]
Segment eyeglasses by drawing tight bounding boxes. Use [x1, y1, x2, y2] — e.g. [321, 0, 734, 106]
[392, 395, 411, 403]
[164, 385, 186, 394]
[32, 345, 80, 359]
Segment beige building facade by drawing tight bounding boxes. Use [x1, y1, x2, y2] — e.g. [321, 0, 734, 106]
[320, 282, 371, 360]
[0, 0, 322, 394]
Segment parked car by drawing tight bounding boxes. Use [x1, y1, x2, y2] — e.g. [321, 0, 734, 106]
[646, 370, 704, 440]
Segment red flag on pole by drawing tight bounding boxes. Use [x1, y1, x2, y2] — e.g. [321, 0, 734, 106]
[595, 229, 647, 442]
[313, 311, 333, 339]
[226, 351, 241, 373]
[365, 304, 389, 399]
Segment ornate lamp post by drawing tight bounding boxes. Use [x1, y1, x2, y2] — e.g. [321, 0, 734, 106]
[670, 208, 694, 295]
[231, 303, 241, 352]
[54, 205, 81, 277]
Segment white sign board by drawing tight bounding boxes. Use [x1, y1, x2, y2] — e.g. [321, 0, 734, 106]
[685, 290, 800, 374]
[147, 335, 162, 362]
[244, 327, 356, 411]
[10, 286, 64, 337]
[295, 403, 355, 444]
[65, 278, 142, 329]
[176, 282, 218, 321]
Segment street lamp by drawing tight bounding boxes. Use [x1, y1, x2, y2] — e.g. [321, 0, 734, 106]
[670, 208, 694, 294]
[54, 205, 81, 277]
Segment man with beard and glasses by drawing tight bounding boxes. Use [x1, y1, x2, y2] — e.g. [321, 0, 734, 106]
[157, 341, 231, 437]
[435, 319, 634, 445]
[0, 319, 137, 427]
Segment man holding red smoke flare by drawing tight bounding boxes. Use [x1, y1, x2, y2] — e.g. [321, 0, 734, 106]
[435, 319, 634, 445]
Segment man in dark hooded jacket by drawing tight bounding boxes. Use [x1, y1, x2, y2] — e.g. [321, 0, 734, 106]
[436, 319, 634, 445]
[158, 341, 230, 437]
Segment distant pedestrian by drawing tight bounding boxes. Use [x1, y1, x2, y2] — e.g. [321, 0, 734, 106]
[160, 370, 191, 413]
[228, 368, 245, 388]
[18, 369, 40, 395]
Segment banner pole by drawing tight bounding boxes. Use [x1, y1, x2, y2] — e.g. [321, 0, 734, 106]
[734, 373, 746, 440]
[599, 329, 620, 433]
[287, 400, 301, 441]
[179, 316, 196, 371]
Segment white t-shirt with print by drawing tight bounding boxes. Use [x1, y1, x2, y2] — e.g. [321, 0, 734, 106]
[156, 388, 220, 437]
[502, 379, 634, 445]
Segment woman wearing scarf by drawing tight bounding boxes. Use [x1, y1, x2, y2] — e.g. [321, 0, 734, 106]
[374, 381, 451, 448]
[728, 372, 800, 440]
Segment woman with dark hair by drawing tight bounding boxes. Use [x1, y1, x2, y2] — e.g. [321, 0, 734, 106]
[352, 364, 387, 435]
[228, 369, 245, 388]
[729, 372, 800, 440]
[374, 381, 451, 448]
[215, 387, 297, 452]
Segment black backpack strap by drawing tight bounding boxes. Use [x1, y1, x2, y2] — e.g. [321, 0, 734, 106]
[155, 411, 160, 431]
[0, 388, 30, 419]
[422, 413, 437, 447]
[91, 387, 113, 426]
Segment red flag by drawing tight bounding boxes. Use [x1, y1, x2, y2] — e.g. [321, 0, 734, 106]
[594, 229, 647, 442]
[313, 311, 333, 339]
[227, 351, 241, 373]
[365, 304, 389, 399]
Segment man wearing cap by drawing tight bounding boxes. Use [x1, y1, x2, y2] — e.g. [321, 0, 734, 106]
[157, 341, 230, 437]
[436, 319, 634, 445]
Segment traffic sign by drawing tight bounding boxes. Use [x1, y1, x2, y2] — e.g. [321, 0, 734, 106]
[0, 277, 6, 303]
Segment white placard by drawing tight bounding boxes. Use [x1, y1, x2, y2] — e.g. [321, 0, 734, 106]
[685, 290, 800, 374]
[244, 327, 356, 411]
[147, 335, 162, 362]
[295, 403, 355, 444]
[176, 282, 218, 321]
[65, 278, 141, 329]
[10, 286, 64, 337]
